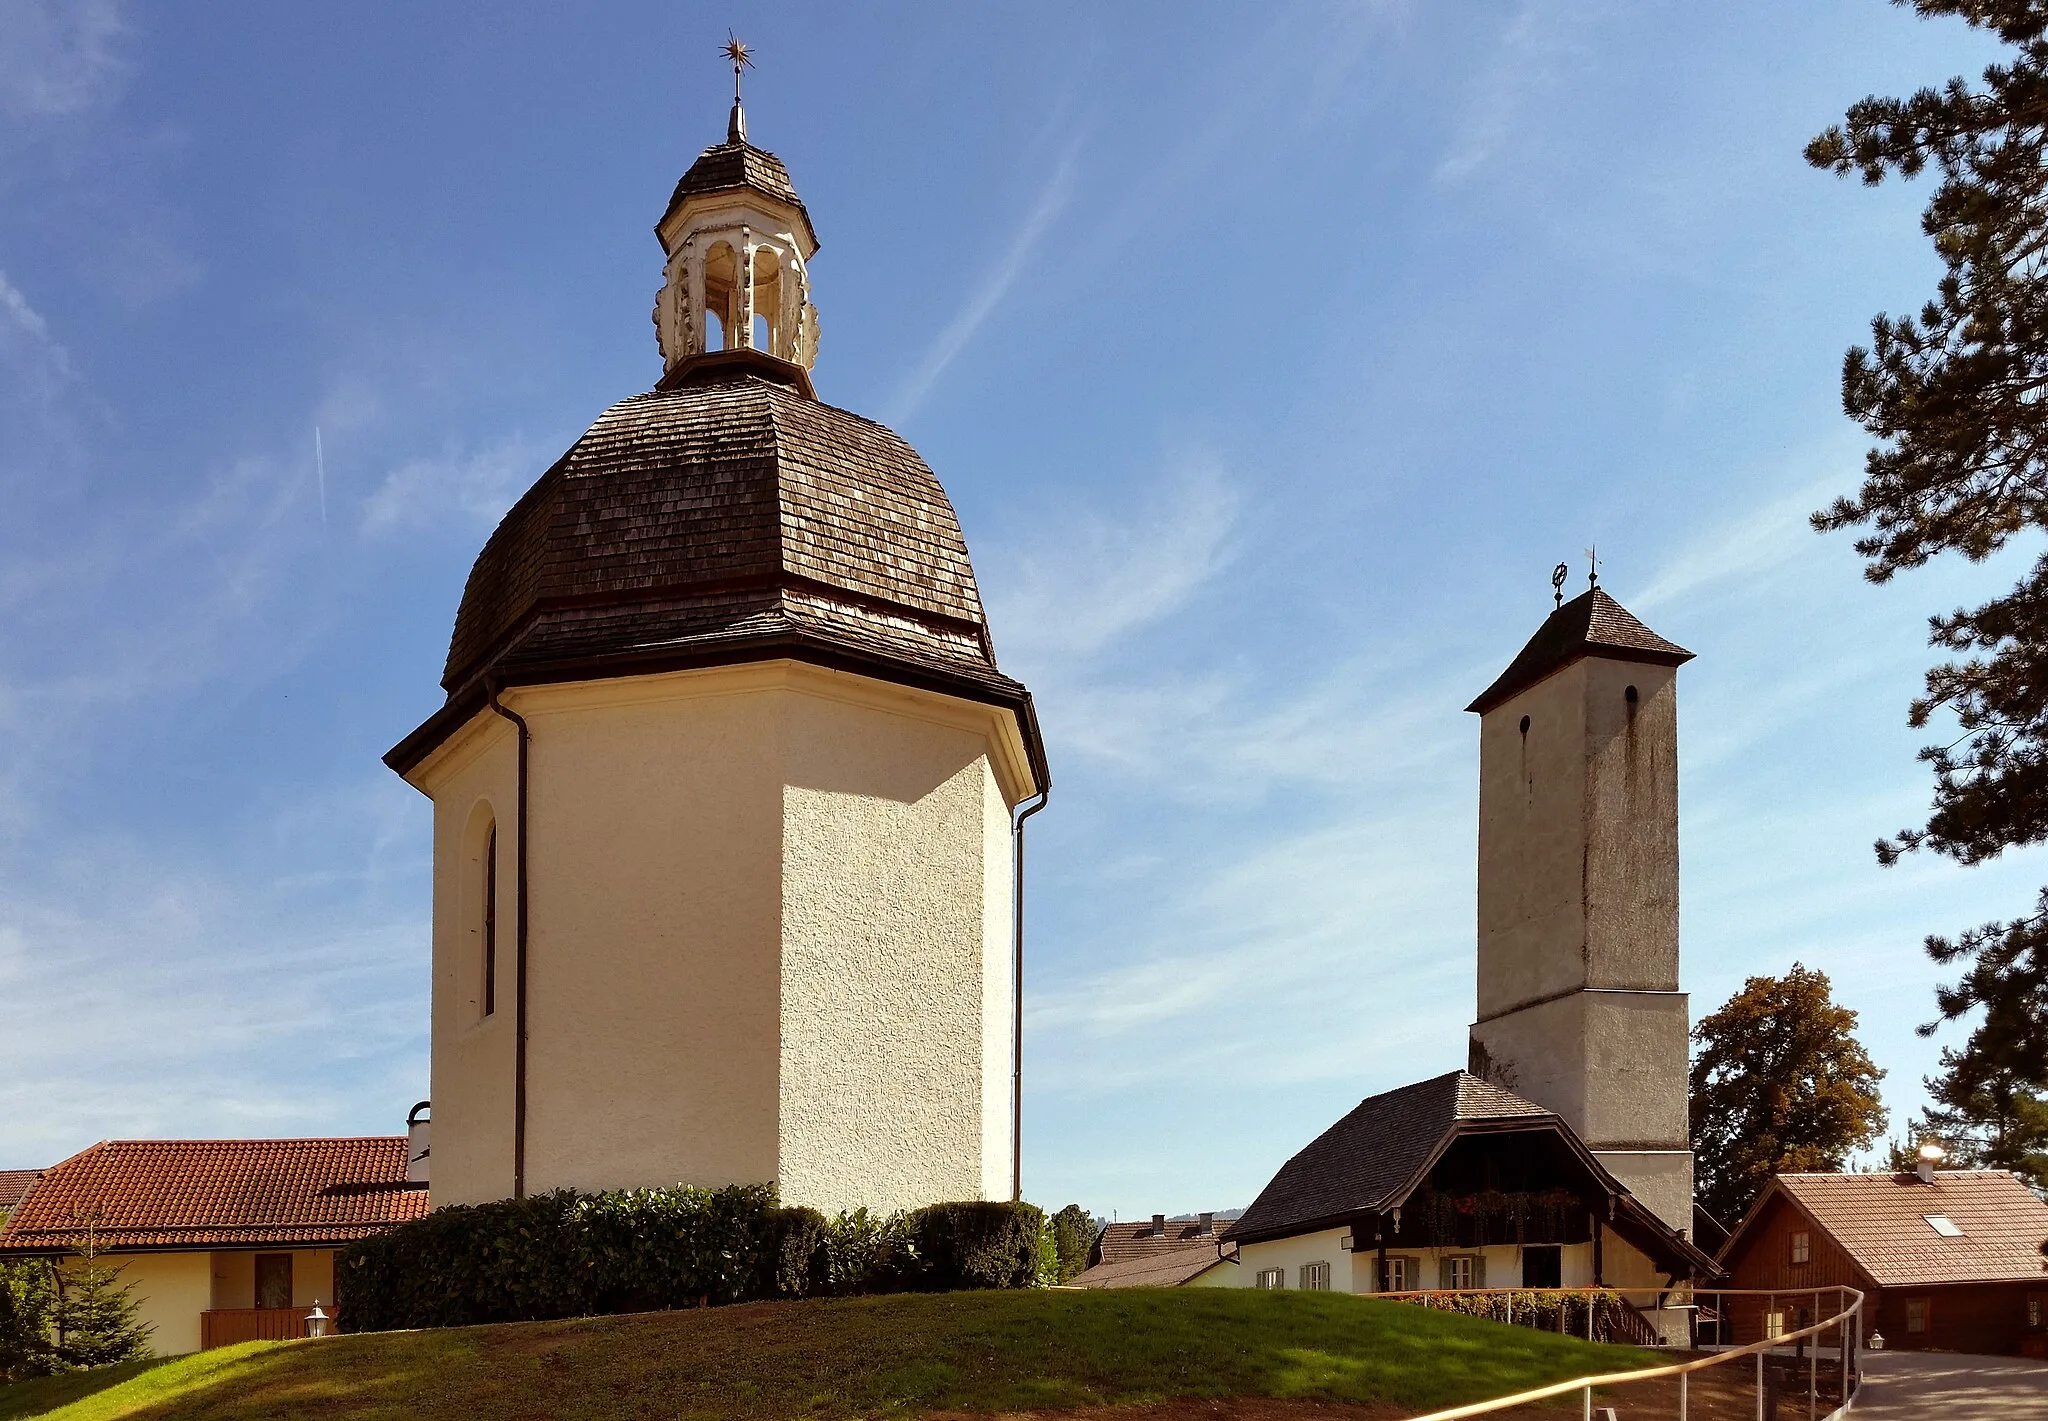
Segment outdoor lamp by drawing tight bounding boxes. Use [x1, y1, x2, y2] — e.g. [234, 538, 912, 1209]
[306, 1301, 329, 1339]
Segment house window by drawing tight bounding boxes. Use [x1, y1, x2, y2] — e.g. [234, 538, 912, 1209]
[1790, 1230, 1810, 1264]
[254, 1253, 293, 1310]
[1382, 1256, 1415, 1292]
[1521, 1244, 1561, 1288]
[2027, 1297, 2043, 1330]
[1299, 1261, 1330, 1291]
[1764, 1309, 1785, 1339]
[1906, 1298, 1930, 1334]
[482, 825, 498, 1018]
[1255, 1268, 1285, 1290]
[1444, 1255, 1477, 1290]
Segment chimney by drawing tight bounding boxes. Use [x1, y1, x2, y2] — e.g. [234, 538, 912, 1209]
[1915, 1141, 1945, 1185]
[1151, 1213, 1167, 1237]
[1199, 1211, 1215, 1236]
[406, 1100, 431, 1186]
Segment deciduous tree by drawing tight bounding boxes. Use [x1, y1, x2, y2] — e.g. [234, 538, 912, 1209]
[1806, 0, 2048, 1092]
[1690, 966, 1889, 1222]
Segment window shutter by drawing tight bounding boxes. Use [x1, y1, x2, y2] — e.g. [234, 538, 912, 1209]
[1438, 1257, 1454, 1290]
[1473, 1255, 1486, 1288]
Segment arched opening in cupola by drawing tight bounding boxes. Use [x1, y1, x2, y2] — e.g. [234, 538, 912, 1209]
[752, 245, 784, 355]
[703, 240, 741, 350]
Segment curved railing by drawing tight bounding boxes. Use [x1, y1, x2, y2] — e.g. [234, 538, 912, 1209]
[1400, 1285, 1864, 1421]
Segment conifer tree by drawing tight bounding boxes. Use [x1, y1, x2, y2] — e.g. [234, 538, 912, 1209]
[49, 1230, 152, 1370]
[1690, 966, 1889, 1222]
[1896, 1039, 2048, 1190]
[1806, 0, 2048, 1093]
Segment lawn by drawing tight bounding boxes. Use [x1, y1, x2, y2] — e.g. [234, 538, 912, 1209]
[0, 1289, 1655, 1421]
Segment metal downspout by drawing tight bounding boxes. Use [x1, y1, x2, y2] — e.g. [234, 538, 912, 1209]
[487, 684, 531, 1200]
[1011, 790, 1049, 1203]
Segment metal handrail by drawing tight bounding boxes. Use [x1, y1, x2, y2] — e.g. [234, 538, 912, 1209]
[1404, 1285, 1863, 1421]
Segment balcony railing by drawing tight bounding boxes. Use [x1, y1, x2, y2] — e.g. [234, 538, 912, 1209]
[199, 1306, 328, 1349]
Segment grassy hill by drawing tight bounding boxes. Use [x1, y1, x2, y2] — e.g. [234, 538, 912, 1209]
[0, 1289, 1653, 1421]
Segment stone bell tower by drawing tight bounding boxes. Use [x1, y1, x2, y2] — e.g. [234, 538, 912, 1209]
[387, 82, 1046, 1216]
[1465, 581, 1695, 1235]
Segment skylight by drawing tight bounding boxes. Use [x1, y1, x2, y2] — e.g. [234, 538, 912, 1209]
[1924, 1214, 1964, 1237]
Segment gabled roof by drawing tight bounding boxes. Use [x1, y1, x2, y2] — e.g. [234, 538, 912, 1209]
[1727, 1171, 2048, 1288]
[0, 1170, 41, 1214]
[1466, 588, 1692, 714]
[1094, 1217, 1228, 1266]
[1070, 1244, 1224, 1289]
[1226, 1072, 1552, 1243]
[660, 140, 819, 250]
[0, 1138, 428, 1254]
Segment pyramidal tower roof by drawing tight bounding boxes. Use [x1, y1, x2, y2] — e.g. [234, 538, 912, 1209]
[1466, 587, 1691, 714]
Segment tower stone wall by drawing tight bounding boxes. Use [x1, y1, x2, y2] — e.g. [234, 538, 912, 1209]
[1467, 602, 1695, 1235]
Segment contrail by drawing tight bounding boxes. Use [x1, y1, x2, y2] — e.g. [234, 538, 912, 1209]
[314, 426, 328, 528]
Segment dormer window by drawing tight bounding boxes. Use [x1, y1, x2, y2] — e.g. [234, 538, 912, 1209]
[1924, 1214, 1963, 1237]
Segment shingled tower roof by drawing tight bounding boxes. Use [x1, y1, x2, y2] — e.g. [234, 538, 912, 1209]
[1466, 587, 1692, 714]
[659, 140, 819, 251]
[387, 117, 1040, 783]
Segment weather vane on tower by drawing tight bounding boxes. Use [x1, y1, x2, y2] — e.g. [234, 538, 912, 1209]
[724, 32, 754, 143]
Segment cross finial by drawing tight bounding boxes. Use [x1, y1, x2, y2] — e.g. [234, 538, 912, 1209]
[1585, 545, 1599, 589]
[723, 32, 754, 143]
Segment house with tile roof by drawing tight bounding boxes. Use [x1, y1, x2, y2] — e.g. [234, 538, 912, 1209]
[1717, 1169, 2048, 1356]
[0, 1169, 41, 1224]
[0, 1137, 428, 1356]
[1071, 1213, 1234, 1289]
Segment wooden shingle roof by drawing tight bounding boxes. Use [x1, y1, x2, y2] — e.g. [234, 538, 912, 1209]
[660, 140, 818, 249]
[1738, 1171, 2048, 1288]
[1226, 1072, 1552, 1243]
[1070, 1244, 1224, 1289]
[1467, 588, 1692, 714]
[0, 1139, 427, 1254]
[387, 353, 1044, 784]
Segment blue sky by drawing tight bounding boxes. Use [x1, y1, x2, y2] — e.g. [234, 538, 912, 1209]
[0, 1, 2031, 1218]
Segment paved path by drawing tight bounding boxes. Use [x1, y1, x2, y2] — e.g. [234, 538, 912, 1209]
[1853, 1351, 2048, 1416]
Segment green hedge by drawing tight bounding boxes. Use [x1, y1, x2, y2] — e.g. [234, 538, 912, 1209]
[335, 1185, 1043, 1333]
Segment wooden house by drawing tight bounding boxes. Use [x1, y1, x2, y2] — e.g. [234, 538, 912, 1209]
[1717, 1170, 2048, 1357]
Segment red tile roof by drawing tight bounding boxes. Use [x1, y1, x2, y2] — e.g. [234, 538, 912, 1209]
[0, 1138, 428, 1253]
[1755, 1171, 2048, 1288]
[0, 1170, 41, 1214]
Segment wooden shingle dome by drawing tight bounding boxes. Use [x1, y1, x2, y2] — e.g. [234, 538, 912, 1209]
[386, 350, 1043, 779]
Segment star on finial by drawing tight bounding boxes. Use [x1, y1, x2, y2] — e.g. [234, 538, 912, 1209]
[1551, 562, 1569, 609]
[724, 32, 753, 102]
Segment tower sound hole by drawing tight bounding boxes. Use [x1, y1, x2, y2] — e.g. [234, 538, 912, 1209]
[1625, 685, 1638, 704]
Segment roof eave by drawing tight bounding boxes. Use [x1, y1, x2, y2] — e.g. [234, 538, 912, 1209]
[1466, 645, 1694, 716]
[389, 634, 1050, 796]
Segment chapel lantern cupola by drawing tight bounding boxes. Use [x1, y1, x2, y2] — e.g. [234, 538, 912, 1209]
[652, 40, 821, 372]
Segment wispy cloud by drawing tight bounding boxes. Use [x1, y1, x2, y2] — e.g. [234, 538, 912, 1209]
[886, 136, 1083, 424]
[990, 457, 1239, 666]
[360, 433, 548, 536]
[1435, 1, 1596, 185]
[0, 0, 130, 121]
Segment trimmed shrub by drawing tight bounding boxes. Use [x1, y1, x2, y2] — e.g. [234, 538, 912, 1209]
[910, 1201, 1044, 1291]
[337, 1186, 1044, 1333]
